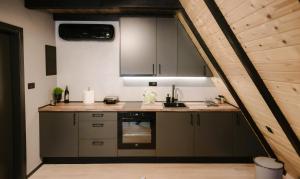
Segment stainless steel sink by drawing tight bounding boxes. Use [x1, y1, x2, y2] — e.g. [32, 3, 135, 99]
[164, 102, 186, 108]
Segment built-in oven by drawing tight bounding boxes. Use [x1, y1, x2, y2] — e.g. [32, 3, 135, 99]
[118, 112, 156, 149]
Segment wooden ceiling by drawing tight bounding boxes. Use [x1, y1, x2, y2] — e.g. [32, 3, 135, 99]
[180, 0, 300, 177]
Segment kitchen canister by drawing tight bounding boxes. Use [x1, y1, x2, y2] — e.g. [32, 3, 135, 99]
[254, 157, 283, 179]
[83, 87, 95, 104]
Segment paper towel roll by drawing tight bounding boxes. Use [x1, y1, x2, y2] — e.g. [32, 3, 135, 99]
[83, 90, 95, 104]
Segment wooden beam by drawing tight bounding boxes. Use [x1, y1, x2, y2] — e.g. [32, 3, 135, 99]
[203, 0, 300, 156]
[25, 0, 181, 10]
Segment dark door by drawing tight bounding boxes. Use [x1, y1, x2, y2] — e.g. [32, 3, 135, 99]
[0, 31, 13, 179]
[0, 23, 26, 179]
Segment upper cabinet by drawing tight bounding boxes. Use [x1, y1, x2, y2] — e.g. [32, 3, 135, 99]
[120, 17, 157, 76]
[157, 18, 178, 76]
[177, 22, 212, 77]
[120, 17, 212, 77]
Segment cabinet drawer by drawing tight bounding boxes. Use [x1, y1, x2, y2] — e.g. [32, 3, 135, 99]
[79, 139, 117, 157]
[79, 112, 117, 121]
[79, 120, 117, 139]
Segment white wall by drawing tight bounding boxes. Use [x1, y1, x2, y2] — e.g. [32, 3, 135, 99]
[56, 21, 218, 101]
[0, 0, 56, 174]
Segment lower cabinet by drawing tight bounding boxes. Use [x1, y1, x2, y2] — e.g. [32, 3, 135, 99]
[194, 112, 235, 156]
[234, 112, 266, 157]
[40, 111, 265, 158]
[40, 112, 79, 157]
[156, 112, 194, 156]
[156, 112, 265, 157]
[78, 112, 117, 157]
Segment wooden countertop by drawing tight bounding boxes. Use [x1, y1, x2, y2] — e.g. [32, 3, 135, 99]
[39, 102, 239, 112]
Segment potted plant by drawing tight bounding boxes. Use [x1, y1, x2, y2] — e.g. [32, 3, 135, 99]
[53, 87, 64, 103]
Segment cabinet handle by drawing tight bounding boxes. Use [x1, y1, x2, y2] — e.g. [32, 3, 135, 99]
[73, 113, 76, 126]
[197, 113, 200, 126]
[92, 123, 104, 127]
[152, 64, 155, 75]
[203, 65, 207, 76]
[159, 64, 162, 74]
[92, 141, 104, 146]
[190, 114, 194, 126]
[92, 113, 104, 118]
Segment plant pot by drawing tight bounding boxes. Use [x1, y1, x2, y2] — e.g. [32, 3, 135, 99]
[54, 94, 62, 103]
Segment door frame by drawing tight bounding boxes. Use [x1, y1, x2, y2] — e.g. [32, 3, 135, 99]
[0, 21, 26, 179]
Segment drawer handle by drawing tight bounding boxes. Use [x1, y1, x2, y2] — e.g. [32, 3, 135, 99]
[92, 114, 104, 118]
[92, 123, 104, 127]
[92, 141, 104, 146]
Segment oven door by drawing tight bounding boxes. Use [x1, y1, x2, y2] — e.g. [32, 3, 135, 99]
[118, 113, 156, 149]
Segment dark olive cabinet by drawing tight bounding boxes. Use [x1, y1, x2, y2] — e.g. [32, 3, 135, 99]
[177, 22, 210, 77]
[78, 112, 117, 157]
[156, 112, 194, 156]
[156, 112, 265, 157]
[120, 17, 212, 77]
[194, 112, 235, 156]
[234, 112, 266, 157]
[157, 18, 178, 76]
[120, 17, 157, 76]
[40, 112, 78, 157]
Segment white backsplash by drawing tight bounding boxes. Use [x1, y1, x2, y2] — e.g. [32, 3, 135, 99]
[56, 21, 218, 102]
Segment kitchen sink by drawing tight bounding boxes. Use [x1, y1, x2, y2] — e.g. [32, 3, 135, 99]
[164, 102, 186, 108]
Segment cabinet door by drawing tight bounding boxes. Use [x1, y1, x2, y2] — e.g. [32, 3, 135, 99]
[234, 112, 266, 157]
[156, 112, 194, 156]
[157, 18, 178, 76]
[195, 112, 235, 156]
[120, 17, 157, 76]
[40, 112, 78, 157]
[177, 22, 207, 77]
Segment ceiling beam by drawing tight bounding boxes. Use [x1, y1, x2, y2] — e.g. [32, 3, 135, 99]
[25, 0, 181, 10]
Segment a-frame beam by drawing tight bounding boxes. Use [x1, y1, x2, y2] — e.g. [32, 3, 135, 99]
[179, 10, 276, 158]
[204, 0, 300, 156]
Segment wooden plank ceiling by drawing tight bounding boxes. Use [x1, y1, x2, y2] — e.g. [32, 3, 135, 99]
[180, 0, 300, 177]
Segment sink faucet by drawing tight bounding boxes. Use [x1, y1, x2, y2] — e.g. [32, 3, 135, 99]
[171, 84, 178, 103]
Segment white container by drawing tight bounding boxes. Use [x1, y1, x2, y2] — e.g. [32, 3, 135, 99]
[83, 88, 95, 104]
[254, 157, 283, 179]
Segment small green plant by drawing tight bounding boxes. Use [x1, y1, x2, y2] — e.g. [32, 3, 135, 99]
[53, 87, 64, 95]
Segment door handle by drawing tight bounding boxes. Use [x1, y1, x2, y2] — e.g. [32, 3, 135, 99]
[73, 113, 76, 126]
[92, 141, 104, 146]
[92, 123, 104, 127]
[190, 114, 194, 126]
[159, 64, 162, 74]
[92, 113, 104, 118]
[197, 113, 200, 126]
[152, 64, 155, 75]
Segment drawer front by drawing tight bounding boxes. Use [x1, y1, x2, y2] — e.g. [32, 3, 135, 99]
[79, 120, 117, 139]
[79, 112, 117, 121]
[79, 139, 117, 157]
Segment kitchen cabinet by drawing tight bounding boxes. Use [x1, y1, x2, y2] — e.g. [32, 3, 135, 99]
[194, 112, 235, 156]
[156, 112, 194, 156]
[120, 17, 157, 76]
[234, 112, 266, 157]
[79, 112, 117, 157]
[156, 18, 178, 76]
[177, 23, 211, 77]
[120, 17, 212, 77]
[40, 112, 78, 157]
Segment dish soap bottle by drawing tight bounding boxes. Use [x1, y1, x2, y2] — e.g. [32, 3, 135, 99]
[64, 86, 69, 103]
